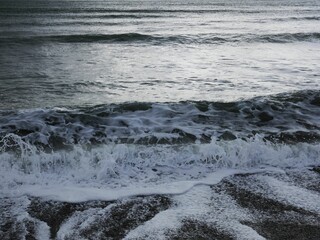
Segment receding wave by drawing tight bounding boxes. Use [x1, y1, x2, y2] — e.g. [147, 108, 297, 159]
[2, 32, 320, 45]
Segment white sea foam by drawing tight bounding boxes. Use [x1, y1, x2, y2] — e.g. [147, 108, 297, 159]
[258, 175, 320, 214]
[7, 169, 259, 202]
[57, 205, 115, 240]
[125, 184, 265, 240]
[1, 1, 320, 238]
[0, 196, 50, 240]
[1, 133, 318, 203]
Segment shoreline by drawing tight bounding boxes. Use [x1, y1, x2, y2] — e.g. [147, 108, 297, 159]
[1, 167, 319, 239]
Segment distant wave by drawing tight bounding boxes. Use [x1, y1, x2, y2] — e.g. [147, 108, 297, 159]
[0, 33, 190, 44]
[0, 8, 263, 14]
[250, 32, 320, 43]
[2, 32, 320, 45]
[274, 16, 320, 21]
[44, 33, 157, 43]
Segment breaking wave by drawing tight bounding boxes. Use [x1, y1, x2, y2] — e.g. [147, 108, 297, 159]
[0, 90, 319, 193]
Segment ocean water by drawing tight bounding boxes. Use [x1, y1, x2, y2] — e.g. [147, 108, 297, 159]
[0, 0, 320, 239]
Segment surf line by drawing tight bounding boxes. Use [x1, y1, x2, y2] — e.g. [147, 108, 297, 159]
[10, 167, 284, 203]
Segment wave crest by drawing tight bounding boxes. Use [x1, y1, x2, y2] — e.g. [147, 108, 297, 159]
[2, 32, 320, 45]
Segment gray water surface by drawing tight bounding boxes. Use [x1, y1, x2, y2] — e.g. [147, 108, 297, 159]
[0, 0, 319, 109]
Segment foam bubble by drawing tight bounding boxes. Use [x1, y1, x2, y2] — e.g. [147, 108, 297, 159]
[1, 134, 319, 202]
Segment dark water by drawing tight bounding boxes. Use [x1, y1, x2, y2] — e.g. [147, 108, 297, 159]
[0, 90, 319, 148]
[0, 1, 320, 239]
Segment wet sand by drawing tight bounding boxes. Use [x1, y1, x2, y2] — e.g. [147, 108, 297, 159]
[1, 167, 319, 239]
